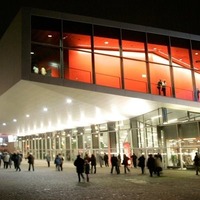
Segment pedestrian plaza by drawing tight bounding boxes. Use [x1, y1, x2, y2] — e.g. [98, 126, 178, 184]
[0, 160, 199, 200]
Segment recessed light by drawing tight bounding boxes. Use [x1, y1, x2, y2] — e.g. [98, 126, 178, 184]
[2, 123, 6, 126]
[104, 41, 109, 45]
[48, 34, 52, 38]
[13, 119, 17, 122]
[66, 98, 72, 104]
[26, 114, 30, 118]
[43, 107, 48, 112]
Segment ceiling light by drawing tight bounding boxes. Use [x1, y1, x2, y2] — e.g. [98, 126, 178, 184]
[13, 119, 17, 122]
[195, 52, 198, 55]
[48, 34, 52, 38]
[142, 74, 146, 78]
[151, 115, 161, 120]
[66, 98, 72, 104]
[2, 123, 6, 126]
[104, 41, 109, 45]
[43, 107, 48, 112]
[26, 114, 30, 118]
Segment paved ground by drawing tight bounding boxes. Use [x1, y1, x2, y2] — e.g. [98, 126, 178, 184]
[0, 160, 200, 200]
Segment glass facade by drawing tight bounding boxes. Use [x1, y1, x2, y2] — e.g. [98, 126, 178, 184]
[21, 14, 200, 170]
[17, 107, 200, 170]
[31, 15, 200, 101]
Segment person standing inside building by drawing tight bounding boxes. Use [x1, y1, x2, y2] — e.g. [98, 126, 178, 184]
[74, 155, 85, 182]
[157, 79, 162, 95]
[162, 80, 167, 96]
[193, 152, 200, 175]
[138, 154, 145, 174]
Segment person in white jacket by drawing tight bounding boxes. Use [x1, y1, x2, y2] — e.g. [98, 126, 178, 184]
[3, 152, 10, 169]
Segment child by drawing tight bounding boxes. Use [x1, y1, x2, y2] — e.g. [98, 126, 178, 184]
[85, 159, 90, 182]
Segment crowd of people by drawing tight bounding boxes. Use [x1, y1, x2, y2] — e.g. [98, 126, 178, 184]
[0, 151, 34, 172]
[2, 150, 200, 183]
[72, 152, 164, 182]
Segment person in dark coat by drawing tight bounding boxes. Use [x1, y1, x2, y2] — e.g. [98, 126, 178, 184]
[110, 154, 120, 174]
[90, 154, 96, 174]
[193, 152, 200, 175]
[54, 155, 62, 171]
[147, 154, 155, 177]
[104, 153, 109, 167]
[26, 152, 34, 171]
[122, 154, 130, 174]
[131, 153, 137, 168]
[85, 159, 90, 182]
[74, 155, 85, 182]
[138, 154, 145, 174]
[15, 153, 22, 172]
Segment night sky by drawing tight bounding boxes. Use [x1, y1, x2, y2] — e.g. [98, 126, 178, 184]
[1, 0, 200, 38]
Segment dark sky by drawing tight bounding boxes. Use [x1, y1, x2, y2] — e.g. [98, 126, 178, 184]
[1, 0, 200, 38]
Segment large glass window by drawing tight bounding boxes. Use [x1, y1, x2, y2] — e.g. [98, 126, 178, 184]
[122, 30, 147, 92]
[192, 41, 200, 101]
[173, 67, 193, 100]
[94, 25, 121, 88]
[149, 63, 171, 96]
[31, 16, 61, 77]
[31, 44, 60, 77]
[30, 16, 200, 103]
[63, 21, 93, 83]
[147, 34, 169, 64]
[147, 34, 171, 96]
[171, 38, 193, 100]
[171, 37, 191, 69]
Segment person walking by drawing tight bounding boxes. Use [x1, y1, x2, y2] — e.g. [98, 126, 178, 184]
[59, 154, 64, 171]
[138, 154, 145, 174]
[54, 154, 62, 171]
[110, 154, 120, 174]
[104, 153, 109, 167]
[74, 155, 85, 182]
[154, 154, 163, 176]
[85, 159, 90, 182]
[26, 152, 35, 171]
[15, 152, 22, 172]
[90, 154, 96, 174]
[122, 154, 130, 174]
[46, 154, 51, 167]
[147, 154, 155, 177]
[193, 152, 200, 175]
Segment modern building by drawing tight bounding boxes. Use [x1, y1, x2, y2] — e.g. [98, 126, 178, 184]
[1, 6, 200, 169]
